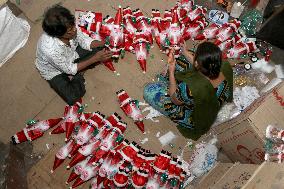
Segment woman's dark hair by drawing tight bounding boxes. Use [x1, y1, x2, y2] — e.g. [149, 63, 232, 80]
[42, 5, 75, 37]
[194, 42, 222, 80]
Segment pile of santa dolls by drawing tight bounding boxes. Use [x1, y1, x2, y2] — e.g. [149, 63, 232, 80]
[75, 0, 258, 74]
[12, 90, 194, 188]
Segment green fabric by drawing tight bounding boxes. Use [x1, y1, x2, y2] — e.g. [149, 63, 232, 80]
[175, 62, 233, 140]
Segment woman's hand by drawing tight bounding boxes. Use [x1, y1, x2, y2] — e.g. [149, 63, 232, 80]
[181, 41, 194, 63]
[168, 49, 176, 73]
[180, 41, 187, 55]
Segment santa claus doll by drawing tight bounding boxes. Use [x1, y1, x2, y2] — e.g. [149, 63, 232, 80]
[11, 118, 62, 144]
[133, 30, 151, 73]
[116, 89, 145, 133]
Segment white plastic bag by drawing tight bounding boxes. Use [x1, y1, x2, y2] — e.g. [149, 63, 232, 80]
[0, 6, 30, 67]
[188, 137, 218, 177]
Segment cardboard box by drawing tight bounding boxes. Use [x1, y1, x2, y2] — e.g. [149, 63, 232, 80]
[211, 162, 258, 189]
[196, 162, 233, 189]
[10, 0, 63, 22]
[213, 82, 284, 164]
[256, 0, 270, 14]
[242, 162, 284, 189]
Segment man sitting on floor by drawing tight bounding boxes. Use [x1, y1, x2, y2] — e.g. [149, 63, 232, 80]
[35, 5, 113, 105]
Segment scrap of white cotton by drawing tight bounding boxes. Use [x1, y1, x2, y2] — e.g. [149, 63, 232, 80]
[156, 132, 161, 137]
[141, 138, 149, 144]
[116, 72, 120, 76]
[152, 78, 155, 81]
[233, 86, 260, 111]
[139, 101, 149, 106]
[142, 106, 163, 122]
[251, 58, 275, 73]
[159, 131, 176, 146]
[91, 96, 95, 101]
[46, 143, 50, 150]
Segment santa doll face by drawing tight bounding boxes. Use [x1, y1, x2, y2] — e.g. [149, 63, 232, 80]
[81, 170, 90, 180]
[168, 26, 182, 45]
[136, 44, 147, 60]
[76, 136, 87, 145]
[171, 44, 181, 51]
[30, 121, 49, 131]
[129, 102, 144, 120]
[75, 165, 84, 174]
[83, 12, 96, 24]
[218, 27, 233, 42]
[110, 26, 123, 47]
[125, 18, 136, 33]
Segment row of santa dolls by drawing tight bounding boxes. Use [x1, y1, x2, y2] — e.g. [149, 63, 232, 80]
[75, 0, 259, 74]
[11, 89, 146, 145]
[11, 91, 189, 188]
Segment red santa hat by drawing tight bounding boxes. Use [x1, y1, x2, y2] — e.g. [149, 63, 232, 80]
[167, 157, 178, 179]
[79, 112, 93, 122]
[67, 139, 102, 169]
[174, 161, 183, 179]
[116, 89, 131, 107]
[87, 12, 103, 33]
[133, 151, 146, 170]
[114, 5, 123, 26]
[88, 111, 105, 128]
[137, 59, 147, 74]
[51, 139, 75, 173]
[164, 10, 172, 21]
[171, 10, 179, 25]
[134, 120, 145, 133]
[229, 19, 241, 32]
[88, 147, 109, 166]
[181, 0, 191, 4]
[123, 6, 133, 19]
[119, 141, 140, 162]
[66, 170, 80, 185]
[103, 15, 114, 24]
[102, 112, 121, 129]
[114, 139, 130, 151]
[113, 121, 127, 134]
[153, 150, 172, 173]
[131, 168, 149, 188]
[135, 31, 148, 43]
[151, 9, 161, 23]
[113, 163, 130, 187]
[133, 9, 144, 22]
[246, 41, 258, 52]
[65, 121, 76, 142]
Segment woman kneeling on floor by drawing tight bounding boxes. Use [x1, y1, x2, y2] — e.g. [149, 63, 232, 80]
[144, 42, 233, 140]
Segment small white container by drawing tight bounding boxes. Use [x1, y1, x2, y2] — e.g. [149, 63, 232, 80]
[230, 2, 245, 18]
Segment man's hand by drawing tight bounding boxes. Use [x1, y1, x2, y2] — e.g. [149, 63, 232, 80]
[76, 49, 113, 72]
[90, 40, 105, 48]
[90, 49, 113, 63]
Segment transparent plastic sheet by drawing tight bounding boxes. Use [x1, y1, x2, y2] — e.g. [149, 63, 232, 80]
[234, 64, 270, 90]
[0, 6, 30, 67]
